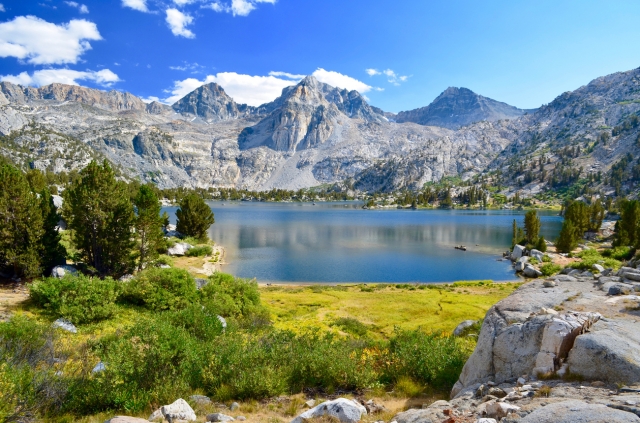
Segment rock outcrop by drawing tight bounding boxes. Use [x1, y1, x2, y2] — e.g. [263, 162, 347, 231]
[452, 273, 640, 399]
[290, 398, 367, 423]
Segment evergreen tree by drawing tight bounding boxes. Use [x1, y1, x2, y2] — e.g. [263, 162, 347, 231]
[62, 160, 135, 277]
[613, 200, 640, 247]
[39, 188, 67, 273]
[0, 164, 45, 278]
[588, 198, 606, 233]
[564, 201, 589, 238]
[536, 236, 547, 253]
[134, 184, 165, 271]
[176, 193, 215, 241]
[556, 220, 578, 253]
[524, 210, 541, 244]
[26, 169, 47, 193]
[511, 219, 517, 248]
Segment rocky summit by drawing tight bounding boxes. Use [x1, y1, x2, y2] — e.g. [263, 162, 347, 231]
[394, 87, 529, 129]
[1, 67, 640, 192]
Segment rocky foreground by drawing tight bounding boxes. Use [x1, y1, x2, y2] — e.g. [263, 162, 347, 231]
[102, 268, 640, 423]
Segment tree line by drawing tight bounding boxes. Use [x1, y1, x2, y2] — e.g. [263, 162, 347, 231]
[0, 160, 214, 279]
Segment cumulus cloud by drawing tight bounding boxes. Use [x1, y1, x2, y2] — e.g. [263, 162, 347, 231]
[140, 95, 161, 103]
[1, 68, 120, 87]
[366, 68, 409, 86]
[65, 1, 89, 13]
[311, 68, 376, 93]
[173, 0, 196, 4]
[204, 0, 276, 17]
[164, 71, 296, 106]
[122, 0, 148, 12]
[0, 4, 6, 12]
[0, 16, 101, 65]
[165, 8, 195, 38]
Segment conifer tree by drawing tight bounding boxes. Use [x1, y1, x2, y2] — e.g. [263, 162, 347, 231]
[39, 188, 67, 273]
[134, 184, 165, 271]
[588, 198, 606, 232]
[536, 236, 547, 252]
[63, 160, 135, 277]
[556, 220, 578, 253]
[564, 201, 589, 237]
[613, 200, 640, 247]
[176, 193, 215, 241]
[524, 210, 541, 244]
[0, 164, 45, 278]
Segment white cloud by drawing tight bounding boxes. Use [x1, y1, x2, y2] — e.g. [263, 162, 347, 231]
[269, 71, 305, 79]
[140, 95, 160, 103]
[367, 68, 409, 86]
[311, 68, 374, 93]
[170, 61, 205, 73]
[1, 68, 120, 87]
[0, 4, 6, 12]
[165, 71, 296, 106]
[165, 8, 195, 38]
[0, 16, 101, 65]
[204, 0, 276, 16]
[122, 0, 148, 12]
[173, 0, 196, 5]
[65, 1, 89, 13]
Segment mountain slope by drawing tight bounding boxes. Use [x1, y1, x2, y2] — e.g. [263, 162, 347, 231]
[396, 87, 528, 129]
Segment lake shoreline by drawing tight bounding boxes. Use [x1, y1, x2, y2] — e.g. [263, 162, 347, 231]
[256, 279, 524, 287]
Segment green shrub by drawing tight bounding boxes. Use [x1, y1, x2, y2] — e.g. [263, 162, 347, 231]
[570, 249, 621, 270]
[29, 274, 120, 324]
[529, 257, 539, 265]
[542, 255, 552, 263]
[602, 246, 633, 260]
[540, 263, 562, 276]
[382, 330, 468, 390]
[185, 245, 213, 257]
[200, 273, 268, 324]
[330, 317, 369, 337]
[123, 267, 197, 311]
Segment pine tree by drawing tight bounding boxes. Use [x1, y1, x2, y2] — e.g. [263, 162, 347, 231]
[536, 236, 547, 253]
[134, 184, 165, 271]
[613, 200, 640, 247]
[588, 198, 606, 233]
[39, 188, 67, 273]
[512, 219, 517, 248]
[176, 193, 215, 241]
[524, 210, 541, 244]
[556, 220, 578, 253]
[63, 160, 135, 277]
[564, 201, 589, 238]
[0, 164, 45, 278]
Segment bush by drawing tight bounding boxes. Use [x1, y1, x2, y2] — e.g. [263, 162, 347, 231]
[570, 249, 620, 270]
[29, 274, 120, 324]
[542, 255, 552, 263]
[200, 273, 268, 324]
[123, 267, 197, 311]
[382, 330, 469, 390]
[540, 263, 562, 276]
[602, 246, 633, 260]
[185, 245, 213, 257]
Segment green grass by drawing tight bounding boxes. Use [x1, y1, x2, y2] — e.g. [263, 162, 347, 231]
[570, 249, 621, 271]
[261, 282, 519, 338]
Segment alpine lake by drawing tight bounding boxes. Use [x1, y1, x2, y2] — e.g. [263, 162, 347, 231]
[163, 202, 563, 284]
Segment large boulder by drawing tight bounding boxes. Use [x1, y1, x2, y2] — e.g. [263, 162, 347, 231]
[392, 401, 451, 423]
[511, 245, 525, 261]
[149, 398, 196, 422]
[290, 398, 366, 423]
[567, 319, 640, 383]
[167, 243, 193, 256]
[518, 400, 640, 423]
[530, 249, 544, 261]
[523, 264, 542, 278]
[51, 265, 77, 278]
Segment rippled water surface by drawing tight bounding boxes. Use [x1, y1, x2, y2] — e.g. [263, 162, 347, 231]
[163, 202, 563, 283]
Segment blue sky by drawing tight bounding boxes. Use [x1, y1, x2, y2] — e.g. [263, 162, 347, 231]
[1, 0, 640, 112]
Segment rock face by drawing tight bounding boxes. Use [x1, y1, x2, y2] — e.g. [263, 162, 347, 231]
[172, 83, 246, 121]
[452, 274, 640, 398]
[395, 87, 527, 129]
[290, 398, 366, 423]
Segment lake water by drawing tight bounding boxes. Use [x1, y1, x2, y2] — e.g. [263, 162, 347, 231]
[163, 202, 563, 283]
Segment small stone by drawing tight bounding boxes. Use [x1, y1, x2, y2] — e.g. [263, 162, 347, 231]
[590, 381, 606, 387]
[230, 402, 240, 411]
[92, 361, 106, 373]
[52, 318, 77, 333]
[487, 387, 507, 398]
[517, 377, 526, 386]
[207, 413, 235, 422]
[486, 402, 520, 420]
[543, 280, 556, 288]
[236, 417, 246, 421]
[305, 399, 316, 408]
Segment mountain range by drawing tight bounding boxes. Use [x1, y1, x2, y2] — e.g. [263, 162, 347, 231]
[1, 66, 640, 196]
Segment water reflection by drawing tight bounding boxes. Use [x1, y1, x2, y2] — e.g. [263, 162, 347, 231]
[162, 202, 563, 283]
